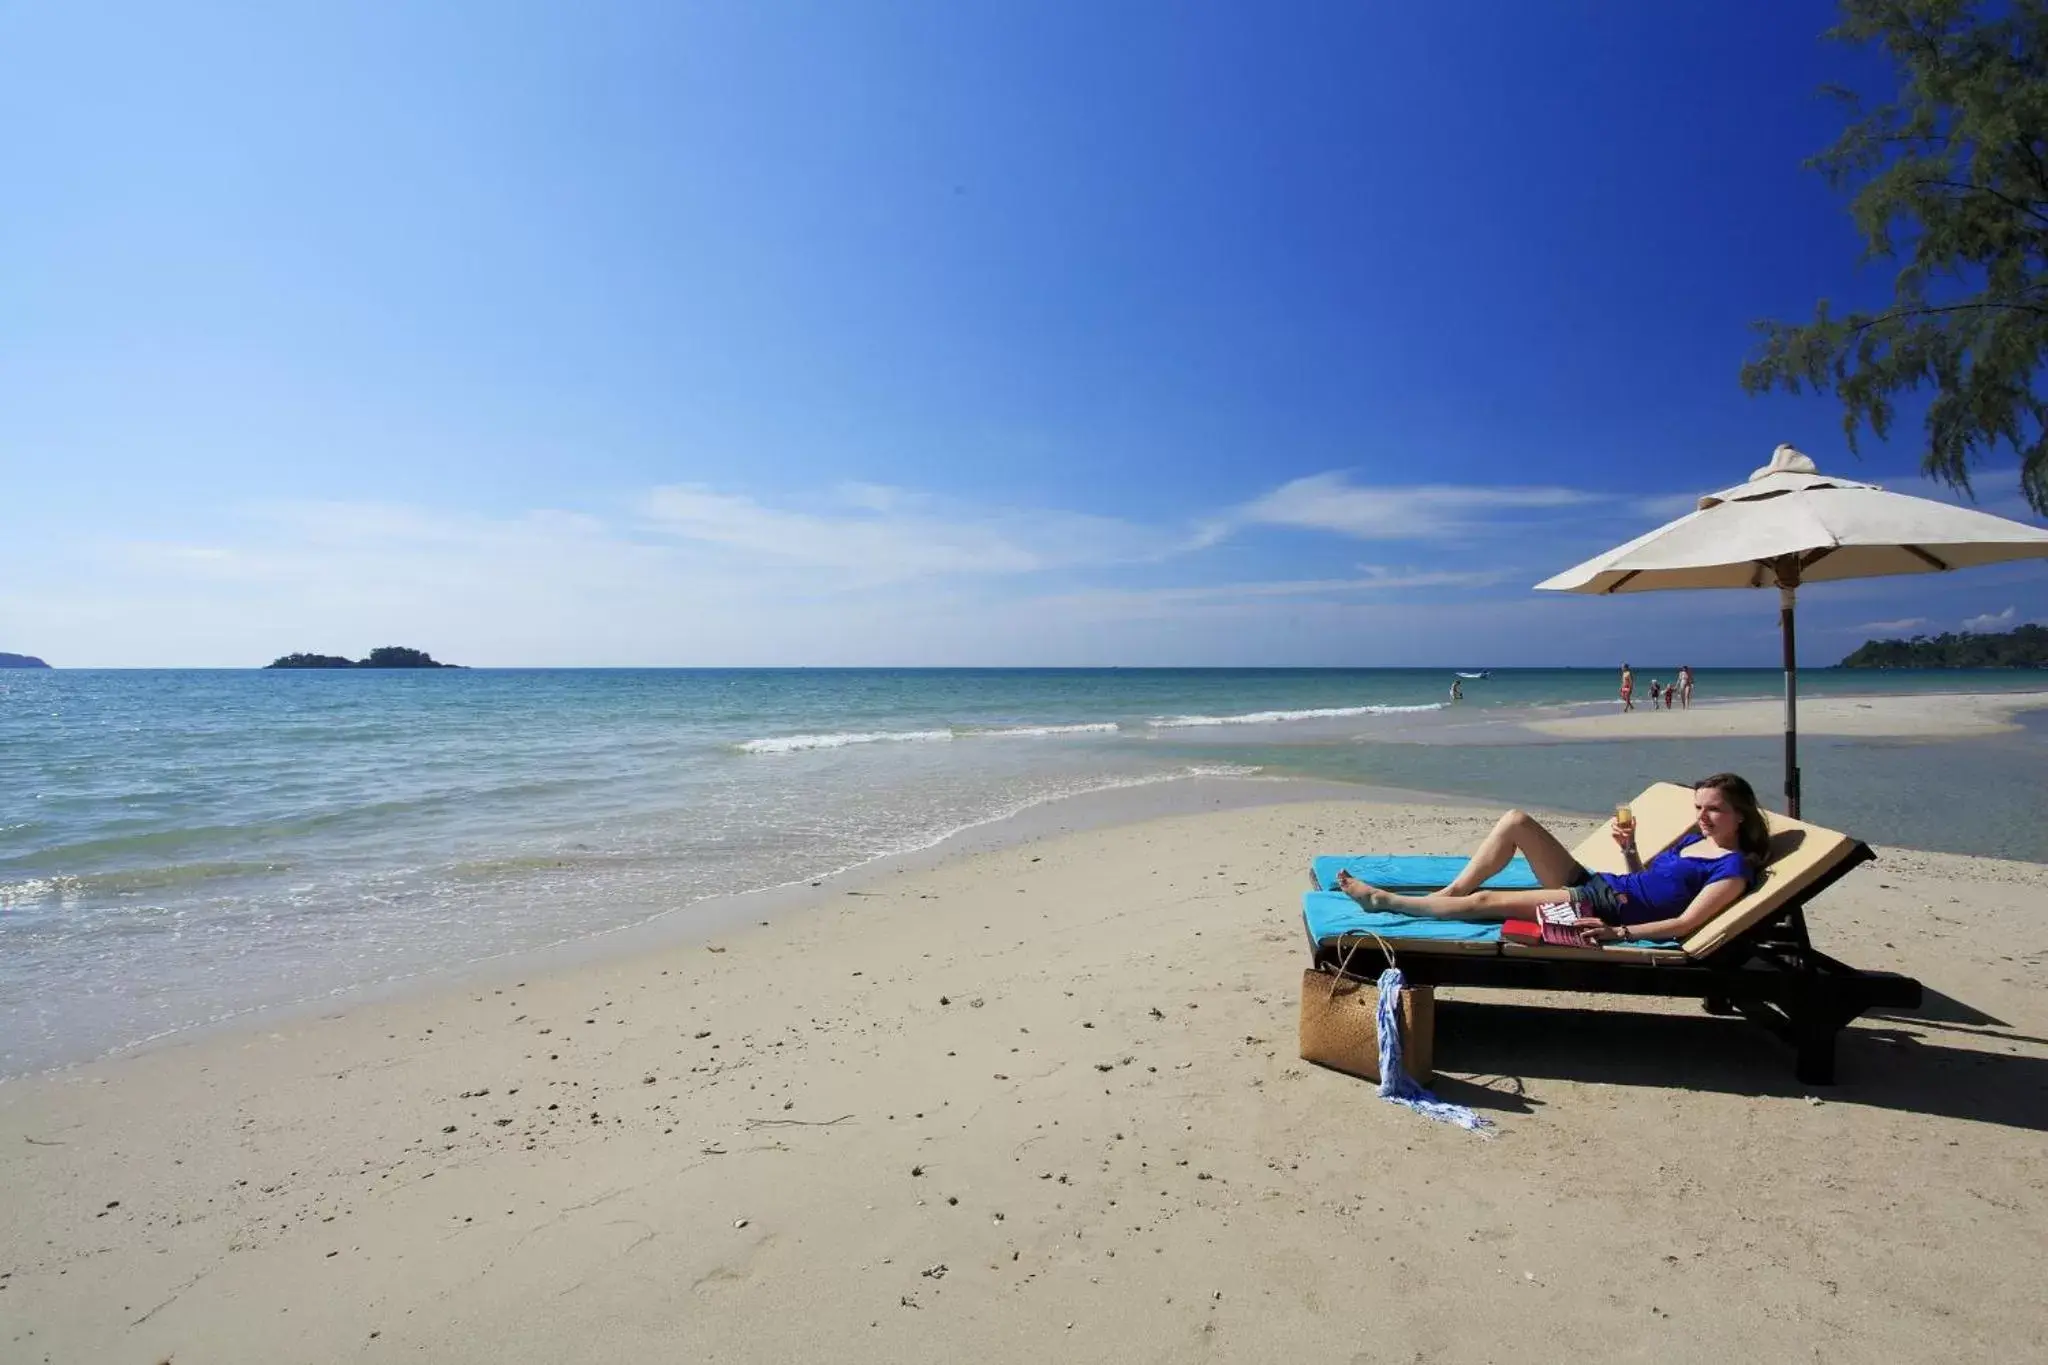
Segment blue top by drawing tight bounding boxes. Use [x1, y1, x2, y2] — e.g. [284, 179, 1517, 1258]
[1595, 833, 1751, 923]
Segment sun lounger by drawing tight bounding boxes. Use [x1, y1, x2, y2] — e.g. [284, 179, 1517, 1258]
[1302, 783, 1923, 1084]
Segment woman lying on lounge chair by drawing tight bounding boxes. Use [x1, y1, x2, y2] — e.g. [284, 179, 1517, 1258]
[1335, 773, 1770, 945]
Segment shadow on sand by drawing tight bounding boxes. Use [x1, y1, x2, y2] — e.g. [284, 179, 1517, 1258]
[1424, 995, 2048, 1133]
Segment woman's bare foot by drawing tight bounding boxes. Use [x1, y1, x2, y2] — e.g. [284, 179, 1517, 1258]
[1334, 871, 1390, 908]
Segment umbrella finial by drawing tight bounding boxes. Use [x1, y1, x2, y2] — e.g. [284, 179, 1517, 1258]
[1753, 444, 1817, 481]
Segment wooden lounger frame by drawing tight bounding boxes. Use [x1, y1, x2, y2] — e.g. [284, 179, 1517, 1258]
[1306, 790, 1923, 1085]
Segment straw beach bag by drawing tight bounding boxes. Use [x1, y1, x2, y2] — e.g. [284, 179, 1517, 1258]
[1298, 936, 1434, 1084]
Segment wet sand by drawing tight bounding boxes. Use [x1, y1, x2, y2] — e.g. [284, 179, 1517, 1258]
[1522, 689, 2048, 740]
[5, 794, 2046, 1363]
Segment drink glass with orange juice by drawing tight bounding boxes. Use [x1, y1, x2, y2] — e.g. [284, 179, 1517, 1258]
[1614, 802, 1635, 841]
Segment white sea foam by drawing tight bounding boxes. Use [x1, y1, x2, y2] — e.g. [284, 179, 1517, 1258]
[974, 722, 1121, 738]
[738, 721, 1119, 753]
[736, 729, 955, 754]
[0, 876, 78, 910]
[1147, 702, 1446, 728]
[744, 706, 1447, 750]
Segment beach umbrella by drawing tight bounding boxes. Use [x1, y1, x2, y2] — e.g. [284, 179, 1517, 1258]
[1534, 444, 2048, 816]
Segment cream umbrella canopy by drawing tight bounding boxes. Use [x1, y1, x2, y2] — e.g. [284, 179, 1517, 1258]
[1535, 445, 2048, 816]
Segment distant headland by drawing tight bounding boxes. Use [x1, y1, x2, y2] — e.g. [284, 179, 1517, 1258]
[1840, 624, 2046, 668]
[0, 652, 51, 669]
[265, 647, 462, 670]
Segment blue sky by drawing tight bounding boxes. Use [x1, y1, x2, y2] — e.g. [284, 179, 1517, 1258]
[3, 0, 2043, 667]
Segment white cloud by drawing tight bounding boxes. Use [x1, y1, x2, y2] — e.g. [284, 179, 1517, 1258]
[1030, 566, 1513, 620]
[36, 467, 1998, 667]
[147, 544, 233, 562]
[833, 482, 910, 513]
[637, 483, 1203, 581]
[1629, 492, 1704, 521]
[1852, 617, 1929, 636]
[1961, 606, 2018, 633]
[1236, 473, 1598, 542]
[8, 486, 1233, 665]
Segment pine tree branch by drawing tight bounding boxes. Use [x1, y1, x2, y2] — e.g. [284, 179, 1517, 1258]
[1840, 300, 2048, 338]
[1910, 177, 2048, 230]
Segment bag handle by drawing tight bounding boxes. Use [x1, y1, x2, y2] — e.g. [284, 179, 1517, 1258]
[1324, 927, 1397, 998]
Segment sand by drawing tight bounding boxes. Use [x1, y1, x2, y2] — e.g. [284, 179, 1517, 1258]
[5, 795, 2047, 1364]
[1522, 689, 2048, 740]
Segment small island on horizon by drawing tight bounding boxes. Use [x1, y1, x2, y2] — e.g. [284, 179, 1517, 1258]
[0, 651, 51, 669]
[266, 646, 462, 670]
[1839, 623, 2046, 669]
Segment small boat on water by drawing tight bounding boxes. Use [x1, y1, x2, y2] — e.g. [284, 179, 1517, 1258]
[1455, 670, 1491, 680]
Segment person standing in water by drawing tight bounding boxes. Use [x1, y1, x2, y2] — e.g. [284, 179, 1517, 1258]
[1679, 665, 1694, 709]
[1619, 663, 1635, 711]
[1449, 677, 1464, 703]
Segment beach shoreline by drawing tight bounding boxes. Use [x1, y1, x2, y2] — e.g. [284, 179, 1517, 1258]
[5, 786, 2047, 1363]
[0, 773, 1487, 1084]
[15, 677, 2042, 1084]
[3, 774, 1383, 1083]
[7, 681, 2046, 1078]
[12, 670, 2047, 1082]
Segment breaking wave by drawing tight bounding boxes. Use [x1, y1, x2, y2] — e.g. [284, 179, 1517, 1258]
[737, 721, 1121, 754]
[736, 729, 955, 754]
[1147, 702, 1446, 728]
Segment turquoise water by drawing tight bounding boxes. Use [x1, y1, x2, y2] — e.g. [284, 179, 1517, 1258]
[2, 666, 2042, 1075]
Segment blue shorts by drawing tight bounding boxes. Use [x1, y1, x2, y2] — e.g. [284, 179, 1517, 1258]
[1565, 869, 1653, 925]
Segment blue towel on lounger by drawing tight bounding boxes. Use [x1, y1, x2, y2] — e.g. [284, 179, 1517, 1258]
[1309, 854, 1540, 893]
[1303, 890, 1682, 951]
[1302, 890, 1503, 947]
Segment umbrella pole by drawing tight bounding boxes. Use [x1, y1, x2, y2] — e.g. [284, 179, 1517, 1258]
[1780, 583, 1800, 818]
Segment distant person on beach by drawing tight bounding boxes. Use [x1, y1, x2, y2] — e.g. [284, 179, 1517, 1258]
[1449, 678, 1463, 703]
[1334, 773, 1768, 945]
[1664, 682, 1676, 710]
[1649, 680, 1663, 706]
[1679, 665, 1694, 709]
[1620, 663, 1635, 711]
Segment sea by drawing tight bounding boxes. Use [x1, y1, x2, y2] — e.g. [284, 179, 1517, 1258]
[3, 666, 2044, 1078]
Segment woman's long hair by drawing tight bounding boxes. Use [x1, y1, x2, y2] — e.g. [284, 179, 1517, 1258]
[1696, 772, 1770, 861]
